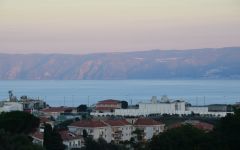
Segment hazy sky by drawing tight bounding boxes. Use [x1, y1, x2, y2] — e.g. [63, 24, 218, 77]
[0, 0, 240, 54]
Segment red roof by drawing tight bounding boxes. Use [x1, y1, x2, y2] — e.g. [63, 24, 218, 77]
[70, 120, 108, 128]
[40, 117, 51, 123]
[95, 107, 115, 111]
[32, 132, 43, 140]
[59, 131, 82, 141]
[194, 122, 213, 131]
[32, 131, 81, 141]
[41, 107, 71, 113]
[169, 121, 214, 131]
[97, 99, 121, 105]
[134, 118, 163, 126]
[104, 119, 130, 126]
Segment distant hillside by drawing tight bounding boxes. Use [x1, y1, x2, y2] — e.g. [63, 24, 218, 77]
[0, 47, 240, 80]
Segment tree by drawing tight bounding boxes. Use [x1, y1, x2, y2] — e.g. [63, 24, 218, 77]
[82, 137, 128, 150]
[0, 111, 40, 134]
[77, 105, 88, 112]
[83, 129, 88, 139]
[0, 129, 44, 150]
[132, 128, 144, 142]
[213, 108, 240, 150]
[149, 125, 214, 150]
[43, 124, 65, 150]
[131, 129, 145, 150]
[121, 101, 128, 109]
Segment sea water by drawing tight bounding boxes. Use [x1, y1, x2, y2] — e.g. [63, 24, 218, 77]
[0, 80, 240, 106]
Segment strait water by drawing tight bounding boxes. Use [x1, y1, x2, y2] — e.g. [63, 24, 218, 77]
[0, 80, 240, 106]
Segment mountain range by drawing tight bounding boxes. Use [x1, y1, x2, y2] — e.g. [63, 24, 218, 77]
[0, 47, 240, 80]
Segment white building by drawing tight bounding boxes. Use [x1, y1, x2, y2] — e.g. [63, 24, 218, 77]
[40, 107, 73, 119]
[132, 118, 165, 140]
[59, 131, 84, 150]
[91, 97, 231, 117]
[68, 120, 112, 143]
[31, 131, 83, 150]
[104, 119, 133, 142]
[0, 101, 23, 112]
[68, 118, 165, 143]
[115, 100, 186, 116]
[187, 106, 209, 114]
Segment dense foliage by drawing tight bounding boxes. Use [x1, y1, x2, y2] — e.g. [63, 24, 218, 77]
[149, 125, 214, 150]
[0, 130, 43, 150]
[213, 109, 240, 150]
[148, 109, 240, 150]
[77, 105, 88, 112]
[0, 111, 43, 150]
[43, 124, 65, 150]
[121, 101, 128, 109]
[82, 137, 127, 150]
[0, 111, 40, 134]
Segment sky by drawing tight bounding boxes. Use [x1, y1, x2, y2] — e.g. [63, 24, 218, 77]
[0, 0, 240, 54]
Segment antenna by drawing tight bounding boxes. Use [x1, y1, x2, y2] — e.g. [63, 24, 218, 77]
[72, 95, 74, 107]
[64, 96, 66, 106]
[196, 96, 198, 106]
[204, 96, 206, 106]
[88, 96, 90, 107]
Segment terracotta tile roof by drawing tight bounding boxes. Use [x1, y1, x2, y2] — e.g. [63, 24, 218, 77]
[32, 132, 43, 140]
[95, 107, 115, 111]
[134, 118, 163, 126]
[104, 119, 130, 126]
[41, 107, 72, 113]
[169, 121, 214, 131]
[59, 131, 82, 141]
[194, 122, 213, 131]
[97, 99, 121, 105]
[69, 120, 108, 128]
[32, 131, 82, 142]
[40, 117, 51, 123]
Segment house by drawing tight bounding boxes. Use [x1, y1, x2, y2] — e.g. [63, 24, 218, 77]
[133, 118, 165, 140]
[32, 131, 44, 145]
[31, 131, 83, 150]
[95, 99, 122, 113]
[104, 119, 133, 142]
[59, 131, 84, 150]
[39, 117, 55, 132]
[40, 107, 73, 119]
[68, 120, 112, 143]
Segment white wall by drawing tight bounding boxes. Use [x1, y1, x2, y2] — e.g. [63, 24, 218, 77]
[0, 102, 23, 112]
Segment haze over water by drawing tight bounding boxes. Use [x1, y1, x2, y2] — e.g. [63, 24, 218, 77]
[0, 80, 239, 106]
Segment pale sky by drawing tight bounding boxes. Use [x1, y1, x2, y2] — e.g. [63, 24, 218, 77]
[0, 0, 240, 54]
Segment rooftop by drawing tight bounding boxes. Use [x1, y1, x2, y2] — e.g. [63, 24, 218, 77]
[134, 118, 163, 126]
[32, 132, 43, 140]
[97, 99, 121, 105]
[104, 119, 130, 126]
[59, 131, 82, 141]
[69, 120, 108, 128]
[41, 107, 72, 113]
